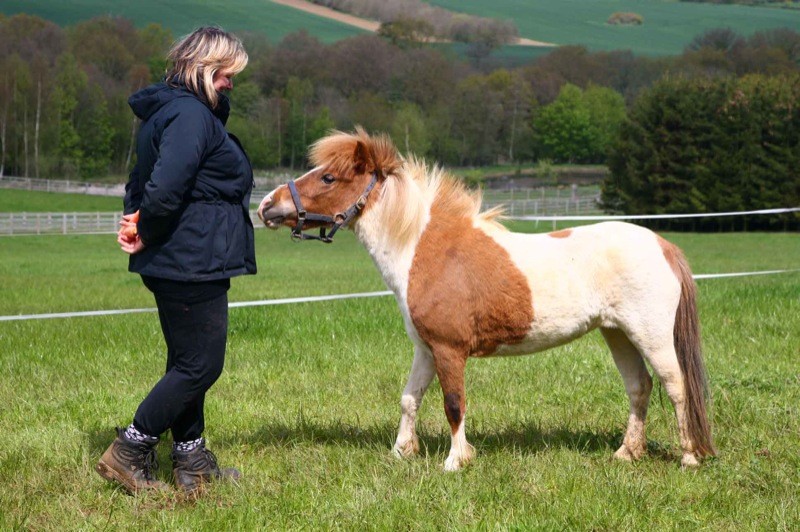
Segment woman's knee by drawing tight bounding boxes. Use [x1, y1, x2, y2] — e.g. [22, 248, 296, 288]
[198, 357, 225, 389]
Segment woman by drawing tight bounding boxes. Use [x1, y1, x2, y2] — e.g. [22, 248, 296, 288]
[96, 26, 256, 495]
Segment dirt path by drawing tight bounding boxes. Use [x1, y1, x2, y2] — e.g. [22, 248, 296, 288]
[273, 0, 380, 32]
[272, 0, 556, 47]
[517, 37, 556, 47]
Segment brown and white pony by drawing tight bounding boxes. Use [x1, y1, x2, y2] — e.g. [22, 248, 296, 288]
[258, 128, 715, 470]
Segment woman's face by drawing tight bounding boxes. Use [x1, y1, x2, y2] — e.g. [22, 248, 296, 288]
[213, 70, 234, 92]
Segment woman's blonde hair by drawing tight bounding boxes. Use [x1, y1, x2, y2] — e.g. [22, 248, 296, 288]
[166, 26, 248, 108]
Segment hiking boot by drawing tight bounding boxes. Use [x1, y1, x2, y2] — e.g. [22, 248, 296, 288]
[95, 427, 169, 494]
[172, 440, 240, 494]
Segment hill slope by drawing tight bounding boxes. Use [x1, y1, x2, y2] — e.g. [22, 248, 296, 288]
[0, 0, 365, 42]
[2, 0, 798, 56]
[428, 0, 800, 55]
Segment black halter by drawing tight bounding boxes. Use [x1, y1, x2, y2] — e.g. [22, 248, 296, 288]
[286, 172, 379, 243]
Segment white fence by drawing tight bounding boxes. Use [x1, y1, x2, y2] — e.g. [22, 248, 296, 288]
[483, 196, 602, 217]
[0, 196, 601, 236]
[0, 199, 603, 235]
[0, 212, 123, 235]
[1, 176, 601, 235]
[0, 203, 600, 235]
[2, 176, 604, 226]
[0, 211, 273, 236]
[0, 176, 126, 196]
[249, 187, 605, 217]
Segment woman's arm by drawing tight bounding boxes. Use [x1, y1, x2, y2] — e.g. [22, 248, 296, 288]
[123, 163, 143, 215]
[137, 103, 214, 246]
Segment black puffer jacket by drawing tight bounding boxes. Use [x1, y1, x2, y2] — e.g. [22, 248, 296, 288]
[123, 82, 257, 281]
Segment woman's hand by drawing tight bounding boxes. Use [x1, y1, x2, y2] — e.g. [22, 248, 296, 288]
[119, 211, 139, 239]
[118, 210, 145, 255]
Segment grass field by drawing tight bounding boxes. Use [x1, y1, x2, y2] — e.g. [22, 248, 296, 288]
[430, 0, 800, 55]
[1, 224, 799, 528]
[0, 0, 365, 43]
[4, 0, 799, 57]
[0, 189, 122, 212]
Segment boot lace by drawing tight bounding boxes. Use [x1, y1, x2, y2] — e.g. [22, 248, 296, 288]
[140, 447, 160, 481]
[201, 448, 219, 470]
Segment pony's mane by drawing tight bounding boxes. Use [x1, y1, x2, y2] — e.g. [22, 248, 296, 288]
[405, 157, 504, 225]
[309, 127, 401, 179]
[310, 128, 505, 246]
[381, 157, 507, 245]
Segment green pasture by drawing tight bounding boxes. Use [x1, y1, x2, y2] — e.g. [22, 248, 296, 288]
[0, 0, 365, 43]
[430, 0, 800, 55]
[5, 0, 799, 58]
[0, 189, 122, 212]
[1, 225, 799, 528]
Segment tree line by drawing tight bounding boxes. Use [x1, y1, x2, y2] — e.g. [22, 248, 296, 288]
[0, 14, 169, 179]
[0, 12, 799, 195]
[603, 73, 800, 230]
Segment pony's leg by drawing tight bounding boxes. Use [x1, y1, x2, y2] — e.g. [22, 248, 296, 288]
[628, 327, 701, 468]
[645, 343, 702, 468]
[601, 328, 653, 461]
[393, 344, 436, 458]
[433, 347, 474, 472]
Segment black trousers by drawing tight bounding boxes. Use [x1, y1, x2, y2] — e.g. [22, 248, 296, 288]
[133, 276, 230, 442]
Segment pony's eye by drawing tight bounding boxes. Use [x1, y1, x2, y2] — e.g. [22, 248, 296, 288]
[321, 173, 336, 185]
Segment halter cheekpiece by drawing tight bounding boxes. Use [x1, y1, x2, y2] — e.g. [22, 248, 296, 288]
[286, 171, 379, 243]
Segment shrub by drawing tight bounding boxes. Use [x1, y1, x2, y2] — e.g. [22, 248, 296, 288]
[607, 12, 644, 25]
[602, 74, 800, 230]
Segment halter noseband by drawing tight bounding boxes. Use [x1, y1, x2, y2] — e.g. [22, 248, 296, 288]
[286, 171, 379, 243]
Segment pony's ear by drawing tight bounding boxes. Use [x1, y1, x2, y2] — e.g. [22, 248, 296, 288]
[353, 140, 370, 175]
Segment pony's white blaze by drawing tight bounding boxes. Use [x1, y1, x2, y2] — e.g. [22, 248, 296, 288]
[258, 129, 715, 471]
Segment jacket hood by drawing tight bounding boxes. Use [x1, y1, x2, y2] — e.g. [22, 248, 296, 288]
[128, 82, 230, 124]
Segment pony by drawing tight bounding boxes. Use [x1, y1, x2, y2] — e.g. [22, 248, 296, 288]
[257, 128, 715, 470]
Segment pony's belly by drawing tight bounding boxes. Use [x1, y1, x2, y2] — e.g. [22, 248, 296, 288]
[489, 314, 599, 357]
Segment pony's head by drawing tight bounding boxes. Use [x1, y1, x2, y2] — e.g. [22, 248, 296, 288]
[258, 127, 401, 241]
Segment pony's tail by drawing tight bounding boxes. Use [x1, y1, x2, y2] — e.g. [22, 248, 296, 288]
[672, 250, 716, 458]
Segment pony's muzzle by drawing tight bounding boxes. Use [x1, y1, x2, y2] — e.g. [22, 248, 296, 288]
[257, 197, 273, 223]
[258, 192, 294, 229]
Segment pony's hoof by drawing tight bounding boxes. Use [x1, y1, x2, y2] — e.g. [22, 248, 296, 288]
[392, 437, 419, 459]
[613, 443, 645, 462]
[443, 455, 464, 472]
[681, 453, 700, 468]
[443, 445, 475, 472]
